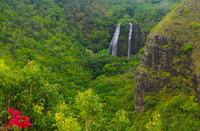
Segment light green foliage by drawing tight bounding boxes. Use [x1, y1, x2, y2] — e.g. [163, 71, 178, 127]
[180, 42, 194, 55]
[182, 9, 190, 16]
[145, 112, 162, 131]
[163, 41, 173, 48]
[33, 104, 45, 115]
[132, 90, 200, 130]
[54, 103, 81, 131]
[75, 89, 103, 131]
[0, 59, 10, 71]
[190, 22, 200, 32]
[55, 113, 81, 131]
[161, 95, 200, 130]
[111, 110, 131, 131]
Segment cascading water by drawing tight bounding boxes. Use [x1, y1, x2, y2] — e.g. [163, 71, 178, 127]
[108, 24, 120, 56]
[127, 22, 133, 58]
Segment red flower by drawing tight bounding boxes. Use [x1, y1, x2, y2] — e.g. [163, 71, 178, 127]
[25, 122, 31, 127]
[12, 110, 21, 117]
[16, 120, 23, 128]
[9, 118, 17, 126]
[9, 116, 31, 128]
[8, 108, 14, 114]
[24, 116, 29, 121]
[16, 115, 23, 119]
[5, 125, 9, 127]
[7, 108, 31, 129]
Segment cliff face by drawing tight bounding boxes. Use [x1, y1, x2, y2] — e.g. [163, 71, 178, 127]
[117, 23, 145, 57]
[135, 0, 200, 113]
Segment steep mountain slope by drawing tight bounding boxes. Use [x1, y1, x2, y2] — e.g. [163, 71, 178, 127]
[0, 0, 186, 130]
[134, 0, 200, 129]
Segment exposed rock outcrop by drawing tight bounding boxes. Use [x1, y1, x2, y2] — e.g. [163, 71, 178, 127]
[135, 0, 200, 113]
[135, 35, 174, 113]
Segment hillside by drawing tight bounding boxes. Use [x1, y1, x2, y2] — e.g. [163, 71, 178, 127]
[1, 0, 199, 130]
[134, 0, 200, 130]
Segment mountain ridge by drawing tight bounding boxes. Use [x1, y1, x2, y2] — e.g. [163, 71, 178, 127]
[135, 0, 200, 113]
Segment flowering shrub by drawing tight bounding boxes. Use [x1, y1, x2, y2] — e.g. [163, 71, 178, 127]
[5, 108, 31, 129]
[0, 61, 61, 130]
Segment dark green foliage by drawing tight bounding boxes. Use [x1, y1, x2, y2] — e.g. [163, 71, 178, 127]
[150, 0, 162, 4]
[103, 57, 129, 76]
[144, 93, 158, 109]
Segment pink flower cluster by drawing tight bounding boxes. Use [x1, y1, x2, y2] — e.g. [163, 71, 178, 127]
[6, 108, 31, 128]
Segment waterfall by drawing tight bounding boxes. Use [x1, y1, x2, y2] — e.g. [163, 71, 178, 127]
[108, 24, 120, 56]
[127, 22, 133, 58]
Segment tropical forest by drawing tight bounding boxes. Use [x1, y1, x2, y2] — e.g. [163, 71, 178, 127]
[0, 0, 200, 130]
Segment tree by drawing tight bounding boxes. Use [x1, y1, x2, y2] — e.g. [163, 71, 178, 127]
[75, 89, 103, 131]
[111, 110, 130, 131]
[54, 103, 81, 131]
[145, 112, 162, 131]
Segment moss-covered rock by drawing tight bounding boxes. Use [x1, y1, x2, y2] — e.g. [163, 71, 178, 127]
[135, 0, 200, 113]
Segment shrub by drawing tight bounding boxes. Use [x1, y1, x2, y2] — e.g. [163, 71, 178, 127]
[182, 9, 190, 16]
[180, 42, 194, 54]
[103, 64, 119, 76]
[189, 22, 200, 32]
[144, 93, 158, 109]
[0, 60, 61, 130]
[3, 108, 31, 129]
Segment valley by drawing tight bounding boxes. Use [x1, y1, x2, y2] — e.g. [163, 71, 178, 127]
[0, 0, 200, 130]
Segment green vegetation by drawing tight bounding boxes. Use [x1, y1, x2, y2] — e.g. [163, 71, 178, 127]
[132, 89, 200, 130]
[180, 42, 194, 55]
[0, 60, 61, 130]
[133, 0, 200, 130]
[1, 0, 200, 130]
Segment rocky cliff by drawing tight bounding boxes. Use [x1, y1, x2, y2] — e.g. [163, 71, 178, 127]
[135, 0, 200, 113]
[117, 22, 145, 57]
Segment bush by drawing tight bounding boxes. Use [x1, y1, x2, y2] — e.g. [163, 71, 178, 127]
[144, 93, 158, 108]
[103, 64, 119, 76]
[0, 60, 61, 130]
[182, 9, 190, 16]
[180, 42, 194, 54]
[190, 22, 200, 32]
